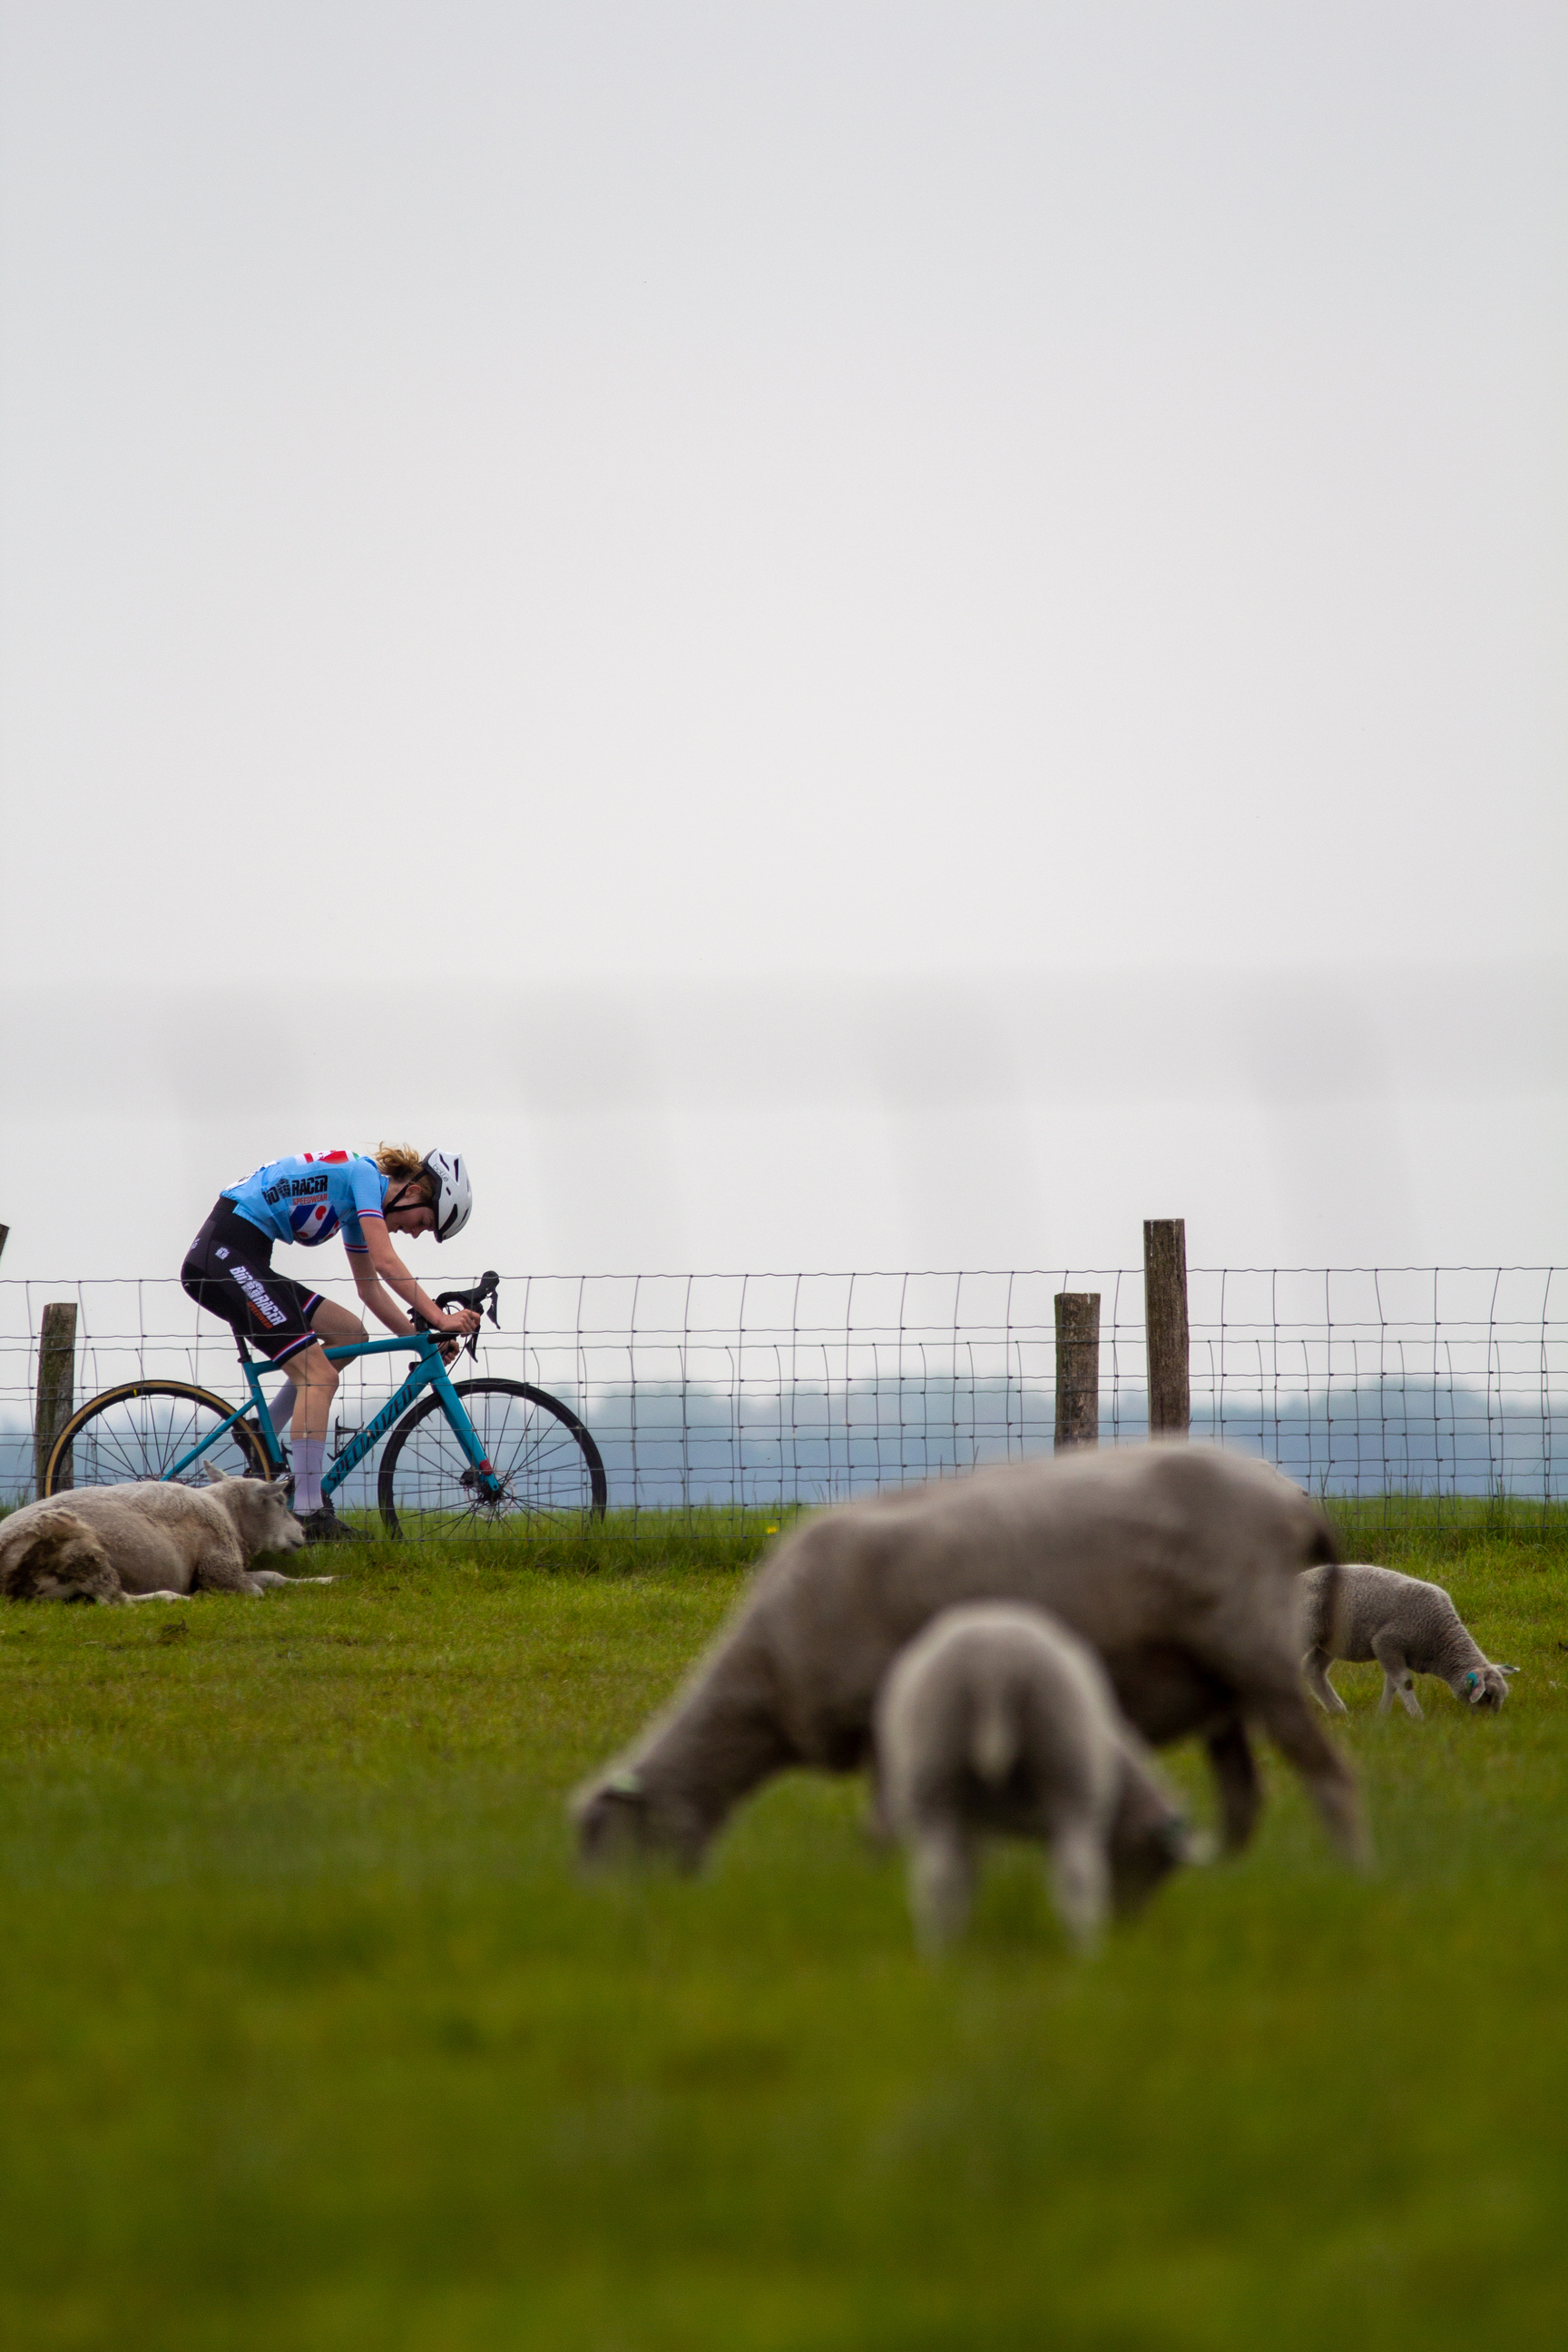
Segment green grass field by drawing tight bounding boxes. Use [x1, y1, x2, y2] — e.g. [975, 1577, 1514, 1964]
[0, 1504, 1564, 2350]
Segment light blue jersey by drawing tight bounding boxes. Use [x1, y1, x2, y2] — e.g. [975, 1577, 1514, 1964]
[223, 1152, 388, 1253]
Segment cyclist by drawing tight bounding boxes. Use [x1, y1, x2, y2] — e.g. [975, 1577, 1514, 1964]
[181, 1146, 480, 1542]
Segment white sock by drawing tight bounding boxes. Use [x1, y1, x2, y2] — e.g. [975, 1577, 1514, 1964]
[270, 1381, 298, 1439]
[296, 1438, 326, 1514]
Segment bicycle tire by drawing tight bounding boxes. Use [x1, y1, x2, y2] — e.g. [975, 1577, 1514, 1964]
[44, 1381, 271, 1496]
[377, 1377, 607, 1537]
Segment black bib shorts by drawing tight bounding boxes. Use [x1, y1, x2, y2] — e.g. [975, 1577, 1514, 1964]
[181, 1197, 325, 1364]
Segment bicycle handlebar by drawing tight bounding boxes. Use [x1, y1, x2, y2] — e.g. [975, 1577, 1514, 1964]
[435, 1270, 500, 1316]
[409, 1269, 500, 1359]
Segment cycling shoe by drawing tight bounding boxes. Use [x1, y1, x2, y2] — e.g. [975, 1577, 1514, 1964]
[296, 1507, 368, 1545]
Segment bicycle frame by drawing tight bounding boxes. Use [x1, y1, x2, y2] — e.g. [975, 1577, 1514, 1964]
[157, 1332, 505, 1504]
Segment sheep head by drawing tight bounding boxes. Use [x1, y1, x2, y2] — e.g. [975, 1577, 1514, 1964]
[572, 1767, 709, 1872]
[203, 1461, 306, 1557]
[1107, 1769, 1205, 1916]
[1461, 1663, 1517, 1711]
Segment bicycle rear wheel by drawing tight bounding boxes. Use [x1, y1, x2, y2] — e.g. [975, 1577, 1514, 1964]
[43, 1382, 270, 1495]
[377, 1378, 607, 1537]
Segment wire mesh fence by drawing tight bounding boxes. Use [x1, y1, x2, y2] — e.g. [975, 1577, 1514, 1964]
[3, 1266, 1563, 1523]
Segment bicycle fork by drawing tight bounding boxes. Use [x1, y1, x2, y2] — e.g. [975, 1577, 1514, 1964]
[427, 1361, 506, 1503]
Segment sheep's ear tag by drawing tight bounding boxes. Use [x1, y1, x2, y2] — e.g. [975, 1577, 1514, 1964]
[606, 1769, 645, 1798]
[1465, 1672, 1478, 1688]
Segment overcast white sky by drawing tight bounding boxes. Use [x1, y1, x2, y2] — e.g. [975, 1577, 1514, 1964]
[2, 2, 1563, 1281]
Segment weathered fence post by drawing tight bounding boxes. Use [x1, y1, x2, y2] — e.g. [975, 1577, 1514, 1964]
[34, 1301, 79, 1494]
[1054, 1292, 1100, 1452]
[1142, 1220, 1190, 1439]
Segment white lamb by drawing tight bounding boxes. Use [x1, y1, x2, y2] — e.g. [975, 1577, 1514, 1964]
[874, 1602, 1198, 1953]
[1298, 1562, 1518, 1720]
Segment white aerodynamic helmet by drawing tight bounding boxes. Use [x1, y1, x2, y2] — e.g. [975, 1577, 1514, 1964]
[421, 1149, 472, 1242]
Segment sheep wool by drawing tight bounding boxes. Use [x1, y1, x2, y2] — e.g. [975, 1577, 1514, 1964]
[874, 1602, 1196, 1954]
[1298, 1563, 1518, 1720]
[574, 1441, 1367, 1872]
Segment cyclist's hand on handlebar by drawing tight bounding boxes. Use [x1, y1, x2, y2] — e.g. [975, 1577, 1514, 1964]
[430, 1305, 481, 1364]
[436, 1307, 483, 1338]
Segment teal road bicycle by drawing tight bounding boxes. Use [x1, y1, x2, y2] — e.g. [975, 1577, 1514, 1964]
[41, 1271, 608, 1535]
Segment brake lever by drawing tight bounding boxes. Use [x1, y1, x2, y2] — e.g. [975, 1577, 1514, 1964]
[472, 1277, 499, 1357]
[431, 1272, 499, 1360]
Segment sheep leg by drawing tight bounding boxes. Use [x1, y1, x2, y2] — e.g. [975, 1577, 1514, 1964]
[1371, 1633, 1422, 1720]
[121, 1590, 188, 1604]
[907, 1820, 977, 1954]
[1300, 1645, 1348, 1716]
[861, 1762, 895, 1849]
[1048, 1821, 1111, 1953]
[190, 1550, 269, 1597]
[1249, 1681, 1370, 1866]
[1380, 1672, 1422, 1721]
[1204, 1717, 1263, 1854]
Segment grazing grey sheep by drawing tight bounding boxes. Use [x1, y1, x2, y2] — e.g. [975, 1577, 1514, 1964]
[1299, 1562, 1519, 1720]
[0, 1465, 323, 1602]
[574, 1441, 1366, 1870]
[875, 1602, 1199, 1953]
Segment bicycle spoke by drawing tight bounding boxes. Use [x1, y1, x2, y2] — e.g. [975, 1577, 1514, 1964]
[48, 1387, 266, 1494]
[379, 1379, 605, 1535]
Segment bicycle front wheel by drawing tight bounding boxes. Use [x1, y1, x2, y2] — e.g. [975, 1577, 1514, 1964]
[43, 1382, 270, 1495]
[377, 1378, 607, 1537]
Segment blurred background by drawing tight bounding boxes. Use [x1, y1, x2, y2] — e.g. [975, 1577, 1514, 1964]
[2, 2, 1563, 1282]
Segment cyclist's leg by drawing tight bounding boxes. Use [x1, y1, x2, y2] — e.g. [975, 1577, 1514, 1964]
[288, 1301, 368, 1446]
[288, 1301, 374, 1520]
[287, 1342, 337, 1511]
[285, 1342, 336, 1446]
[310, 1297, 368, 1343]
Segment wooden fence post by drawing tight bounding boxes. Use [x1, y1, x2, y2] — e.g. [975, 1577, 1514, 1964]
[1142, 1220, 1190, 1439]
[1054, 1292, 1100, 1452]
[34, 1301, 79, 1495]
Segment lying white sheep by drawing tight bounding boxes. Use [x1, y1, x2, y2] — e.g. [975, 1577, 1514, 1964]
[1298, 1563, 1518, 1719]
[575, 1442, 1366, 1871]
[0, 1506, 126, 1603]
[0, 1465, 326, 1602]
[875, 1602, 1199, 1953]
